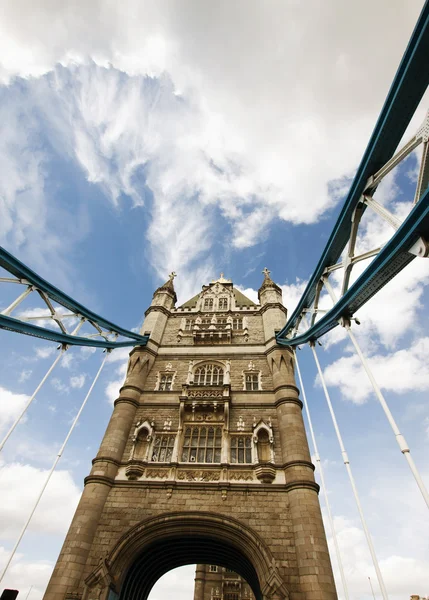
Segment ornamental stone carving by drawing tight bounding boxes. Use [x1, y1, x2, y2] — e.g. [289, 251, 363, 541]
[188, 389, 223, 398]
[177, 470, 221, 482]
[229, 471, 254, 481]
[145, 469, 169, 479]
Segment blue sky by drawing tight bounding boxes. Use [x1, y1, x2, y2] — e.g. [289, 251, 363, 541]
[1, 1, 429, 599]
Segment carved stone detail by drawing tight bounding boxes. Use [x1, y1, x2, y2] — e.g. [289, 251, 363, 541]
[255, 463, 276, 484]
[188, 389, 223, 398]
[177, 470, 221, 482]
[229, 471, 254, 482]
[145, 469, 169, 479]
[125, 464, 144, 480]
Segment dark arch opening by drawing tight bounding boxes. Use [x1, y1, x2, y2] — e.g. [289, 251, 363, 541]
[119, 535, 262, 600]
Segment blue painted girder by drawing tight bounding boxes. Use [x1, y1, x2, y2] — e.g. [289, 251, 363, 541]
[0, 246, 149, 348]
[277, 0, 429, 342]
[277, 183, 429, 346]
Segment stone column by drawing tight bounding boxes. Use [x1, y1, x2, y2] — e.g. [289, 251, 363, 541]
[270, 347, 337, 600]
[43, 347, 154, 600]
[193, 565, 206, 600]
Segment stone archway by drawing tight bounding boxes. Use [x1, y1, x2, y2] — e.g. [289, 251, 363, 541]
[83, 512, 289, 600]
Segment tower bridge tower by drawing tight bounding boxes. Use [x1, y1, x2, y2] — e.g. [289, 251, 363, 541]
[44, 271, 337, 600]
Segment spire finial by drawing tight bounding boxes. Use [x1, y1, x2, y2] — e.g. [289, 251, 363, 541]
[169, 271, 177, 281]
[220, 272, 224, 278]
[262, 267, 271, 278]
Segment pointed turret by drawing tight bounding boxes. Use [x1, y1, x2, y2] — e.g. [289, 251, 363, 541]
[140, 272, 177, 342]
[257, 268, 287, 341]
[258, 267, 282, 306]
[151, 271, 177, 308]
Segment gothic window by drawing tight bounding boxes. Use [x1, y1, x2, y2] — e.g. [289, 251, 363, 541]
[225, 594, 239, 600]
[218, 297, 228, 310]
[181, 426, 222, 463]
[185, 319, 194, 330]
[209, 565, 218, 573]
[201, 318, 211, 328]
[194, 364, 224, 385]
[233, 317, 243, 329]
[159, 374, 173, 390]
[151, 434, 175, 462]
[230, 436, 252, 463]
[204, 297, 214, 310]
[245, 373, 259, 391]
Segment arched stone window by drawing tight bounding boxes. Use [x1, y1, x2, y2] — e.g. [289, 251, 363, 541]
[194, 363, 224, 386]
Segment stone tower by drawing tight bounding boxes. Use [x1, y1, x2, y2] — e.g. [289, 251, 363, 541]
[43, 270, 337, 600]
[193, 564, 256, 600]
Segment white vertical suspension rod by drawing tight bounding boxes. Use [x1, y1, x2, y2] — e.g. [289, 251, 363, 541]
[344, 322, 429, 509]
[310, 343, 389, 600]
[0, 346, 66, 452]
[0, 319, 86, 453]
[293, 349, 350, 600]
[322, 275, 429, 510]
[0, 350, 111, 585]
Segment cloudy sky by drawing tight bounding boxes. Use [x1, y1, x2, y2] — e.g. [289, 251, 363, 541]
[1, 1, 429, 598]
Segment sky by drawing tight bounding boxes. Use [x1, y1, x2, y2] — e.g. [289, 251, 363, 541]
[0, 1, 429, 599]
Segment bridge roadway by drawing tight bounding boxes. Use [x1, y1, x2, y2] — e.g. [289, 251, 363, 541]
[277, 0, 429, 346]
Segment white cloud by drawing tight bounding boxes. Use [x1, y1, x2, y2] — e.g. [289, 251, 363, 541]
[105, 361, 128, 405]
[327, 516, 429, 600]
[105, 347, 130, 404]
[0, 386, 30, 436]
[281, 279, 309, 316]
[1, 1, 427, 284]
[149, 565, 196, 600]
[0, 462, 81, 540]
[0, 546, 53, 600]
[18, 369, 32, 383]
[324, 463, 429, 600]
[235, 286, 259, 305]
[50, 378, 69, 394]
[321, 337, 429, 404]
[69, 374, 86, 389]
[35, 346, 56, 360]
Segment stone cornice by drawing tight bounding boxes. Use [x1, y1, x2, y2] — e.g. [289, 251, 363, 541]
[119, 384, 144, 394]
[274, 396, 303, 410]
[129, 344, 159, 357]
[92, 456, 121, 467]
[284, 480, 320, 494]
[144, 305, 172, 318]
[259, 302, 287, 316]
[114, 397, 140, 408]
[273, 383, 300, 395]
[265, 343, 293, 356]
[109, 479, 320, 494]
[282, 459, 315, 472]
[84, 474, 115, 487]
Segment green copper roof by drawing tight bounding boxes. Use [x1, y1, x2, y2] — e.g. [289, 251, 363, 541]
[179, 286, 257, 309]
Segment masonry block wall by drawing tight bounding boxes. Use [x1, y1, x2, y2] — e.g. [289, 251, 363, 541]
[43, 272, 337, 600]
